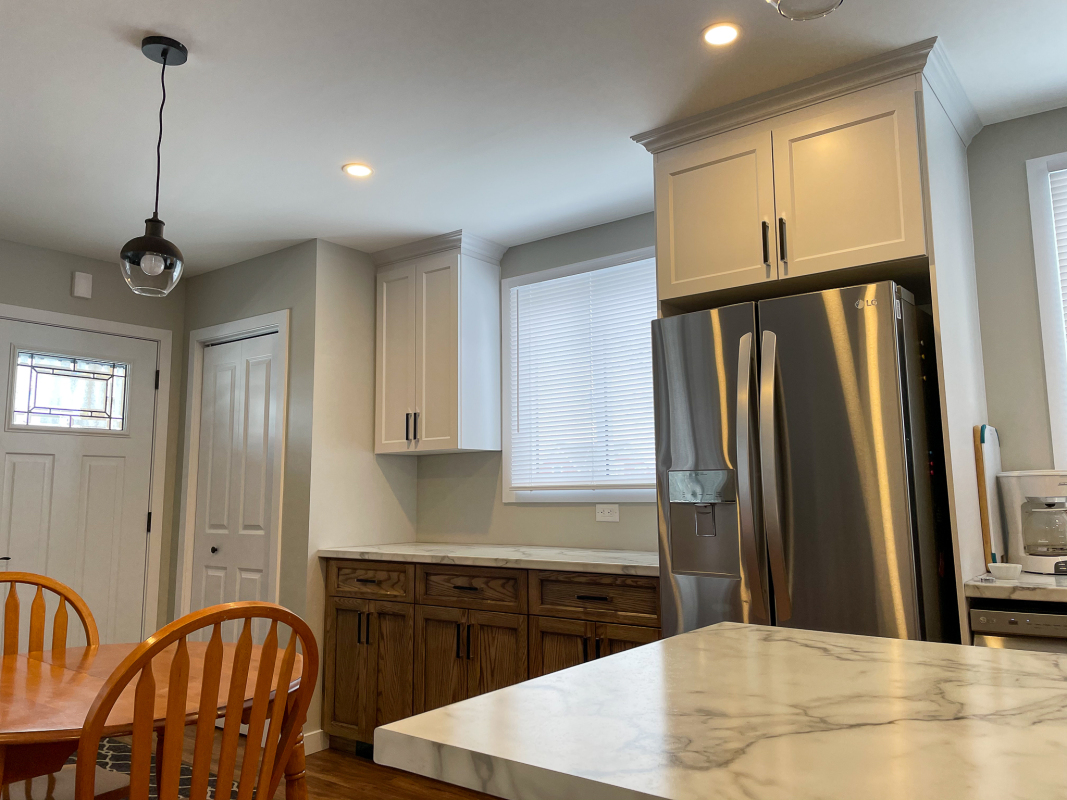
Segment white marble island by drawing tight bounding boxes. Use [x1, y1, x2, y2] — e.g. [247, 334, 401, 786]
[375, 622, 1067, 800]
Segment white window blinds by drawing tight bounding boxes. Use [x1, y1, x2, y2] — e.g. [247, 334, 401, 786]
[1052, 169, 1067, 335]
[507, 258, 657, 491]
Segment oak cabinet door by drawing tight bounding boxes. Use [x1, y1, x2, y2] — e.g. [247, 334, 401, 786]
[414, 251, 460, 451]
[414, 605, 468, 713]
[375, 265, 417, 453]
[367, 600, 414, 732]
[529, 616, 594, 678]
[322, 596, 373, 741]
[468, 611, 528, 698]
[655, 124, 778, 300]
[771, 78, 926, 278]
[595, 623, 660, 658]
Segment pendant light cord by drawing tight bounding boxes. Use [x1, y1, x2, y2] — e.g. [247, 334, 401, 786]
[154, 51, 168, 218]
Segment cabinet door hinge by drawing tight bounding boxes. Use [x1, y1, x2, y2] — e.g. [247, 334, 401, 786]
[146, 511, 152, 533]
[154, 370, 160, 390]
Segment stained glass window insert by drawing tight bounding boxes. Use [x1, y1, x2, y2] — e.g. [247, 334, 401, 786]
[10, 351, 128, 431]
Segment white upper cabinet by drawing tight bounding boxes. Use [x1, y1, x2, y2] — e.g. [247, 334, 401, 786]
[656, 125, 778, 300]
[374, 231, 503, 455]
[771, 79, 926, 278]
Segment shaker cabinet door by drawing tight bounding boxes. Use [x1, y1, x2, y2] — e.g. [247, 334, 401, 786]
[322, 596, 374, 742]
[414, 252, 460, 451]
[529, 616, 594, 678]
[367, 601, 414, 733]
[468, 611, 528, 698]
[655, 124, 778, 300]
[595, 622, 659, 658]
[770, 78, 926, 278]
[375, 265, 417, 453]
[414, 605, 468, 713]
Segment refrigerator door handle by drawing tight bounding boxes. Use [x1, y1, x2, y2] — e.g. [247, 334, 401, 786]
[759, 330, 793, 623]
[736, 333, 768, 624]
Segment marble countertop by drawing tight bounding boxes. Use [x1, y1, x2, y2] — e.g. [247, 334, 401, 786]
[965, 571, 1067, 602]
[316, 542, 659, 576]
[375, 622, 1067, 800]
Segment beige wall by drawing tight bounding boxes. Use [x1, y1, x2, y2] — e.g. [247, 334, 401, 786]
[968, 106, 1067, 471]
[182, 240, 319, 617]
[415, 213, 658, 552]
[0, 238, 186, 627]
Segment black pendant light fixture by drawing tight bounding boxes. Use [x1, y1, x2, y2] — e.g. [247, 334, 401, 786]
[120, 36, 188, 297]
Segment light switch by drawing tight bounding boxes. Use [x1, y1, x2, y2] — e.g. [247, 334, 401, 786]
[596, 504, 619, 523]
[72, 271, 92, 299]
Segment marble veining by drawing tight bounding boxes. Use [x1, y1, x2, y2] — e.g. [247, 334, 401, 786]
[316, 542, 659, 576]
[965, 571, 1067, 602]
[375, 622, 1067, 800]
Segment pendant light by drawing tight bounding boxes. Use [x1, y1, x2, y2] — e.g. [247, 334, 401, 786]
[120, 36, 188, 297]
[766, 0, 843, 21]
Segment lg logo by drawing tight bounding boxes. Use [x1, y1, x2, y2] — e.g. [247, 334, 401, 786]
[855, 299, 878, 308]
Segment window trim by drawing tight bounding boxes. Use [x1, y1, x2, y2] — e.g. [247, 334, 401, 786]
[500, 246, 657, 504]
[1027, 151, 1067, 468]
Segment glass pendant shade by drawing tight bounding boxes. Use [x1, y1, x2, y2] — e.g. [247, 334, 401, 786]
[766, 0, 843, 20]
[120, 215, 184, 297]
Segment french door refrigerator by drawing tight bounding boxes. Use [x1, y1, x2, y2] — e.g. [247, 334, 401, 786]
[652, 281, 958, 642]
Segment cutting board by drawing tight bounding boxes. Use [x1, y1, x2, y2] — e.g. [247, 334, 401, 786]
[973, 424, 1005, 563]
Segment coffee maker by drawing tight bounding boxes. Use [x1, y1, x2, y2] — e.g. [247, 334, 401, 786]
[999, 471, 1067, 574]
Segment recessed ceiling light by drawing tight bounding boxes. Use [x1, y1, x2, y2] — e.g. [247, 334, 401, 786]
[343, 163, 373, 178]
[703, 23, 740, 46]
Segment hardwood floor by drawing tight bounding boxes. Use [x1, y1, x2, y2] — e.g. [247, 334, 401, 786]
[177, 731, 493, 799]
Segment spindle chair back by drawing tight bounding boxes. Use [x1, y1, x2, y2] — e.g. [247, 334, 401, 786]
[74, 601, 317, 800]
[1, 571, 99, 655]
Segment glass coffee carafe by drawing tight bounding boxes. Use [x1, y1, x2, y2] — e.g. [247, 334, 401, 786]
[1023, 497, 1067, 556]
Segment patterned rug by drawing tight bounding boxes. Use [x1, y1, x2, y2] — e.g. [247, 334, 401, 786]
[68, 738, 237, 800]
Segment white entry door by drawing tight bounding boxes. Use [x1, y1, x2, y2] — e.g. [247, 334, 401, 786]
[0, 318, 159, 644]
[190, 333, 283, 620]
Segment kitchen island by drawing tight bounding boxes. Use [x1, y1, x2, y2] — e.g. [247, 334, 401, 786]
[375, 622, 1067, 800]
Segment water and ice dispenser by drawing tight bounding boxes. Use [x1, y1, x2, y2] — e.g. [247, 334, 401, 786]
[667, 469, 741, 579]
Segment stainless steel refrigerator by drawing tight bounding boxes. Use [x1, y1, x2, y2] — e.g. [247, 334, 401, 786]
[652, 281, 958, 642]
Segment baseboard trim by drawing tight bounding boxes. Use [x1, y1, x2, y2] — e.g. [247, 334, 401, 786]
[303, 728, 327, 755]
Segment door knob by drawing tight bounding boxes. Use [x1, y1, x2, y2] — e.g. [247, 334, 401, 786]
[210, 546, 219, 554]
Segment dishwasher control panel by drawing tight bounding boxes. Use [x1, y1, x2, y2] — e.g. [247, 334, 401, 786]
[970, 608, 1067, 638]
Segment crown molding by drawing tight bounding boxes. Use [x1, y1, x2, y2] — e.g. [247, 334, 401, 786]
[371, 230, 507, 268]
[632, 37, 980, 155]
[922, 39, 983, 146]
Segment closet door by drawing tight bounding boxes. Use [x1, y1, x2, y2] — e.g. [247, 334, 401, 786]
[413, 252, 459, 451]
[375, 264, 417, 453]
[655, 123, 778, 300]
[770, 78, 926, 278]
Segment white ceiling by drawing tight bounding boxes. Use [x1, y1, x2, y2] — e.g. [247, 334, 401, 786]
[2, 0, 1066, 274]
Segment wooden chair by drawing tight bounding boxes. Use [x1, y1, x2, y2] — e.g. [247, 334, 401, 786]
[75, 601, 319, 800]
[1, 571, 99, 655]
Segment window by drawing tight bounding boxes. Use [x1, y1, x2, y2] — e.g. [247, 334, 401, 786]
[9, 350, 128, 432]
[1028, 152, 1067, 467]
[502, 248, 658, 502]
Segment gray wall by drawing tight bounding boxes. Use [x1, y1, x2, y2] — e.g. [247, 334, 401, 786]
[182, 240, 318, 616]
[968, 106, 1067, 471]
[0, 238, 186, 626]
[415, 213, 658, 552]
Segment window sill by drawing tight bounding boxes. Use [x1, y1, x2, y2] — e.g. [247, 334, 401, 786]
[502, 488, 656, 504]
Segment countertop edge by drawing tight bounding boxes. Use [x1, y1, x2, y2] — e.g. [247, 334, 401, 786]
[964, 574, 1067, 600]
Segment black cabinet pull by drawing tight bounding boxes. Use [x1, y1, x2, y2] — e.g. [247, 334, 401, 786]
[582, 636, 589, 663]
[762, 220, 770, 266]
[466, 624, 472, 660]
[778, 217, 787, 262]
[355, 578, 378, 584]
[595, 637, 602, 659]
[365, 612, 372, 646]
[405, 413, 412, 442]
[576, 594, 611, 602]
[0, 556, 9, 561]
[455, 622, 462, 658]
[453, 584, 479, 592]
[356, 611, 363, 645]
[412, 411, 420, 440]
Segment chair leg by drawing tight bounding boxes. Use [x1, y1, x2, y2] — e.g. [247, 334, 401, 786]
[283, 733, 307, 800]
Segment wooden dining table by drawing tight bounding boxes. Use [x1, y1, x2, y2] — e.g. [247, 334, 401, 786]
[0, 641, 308, 798]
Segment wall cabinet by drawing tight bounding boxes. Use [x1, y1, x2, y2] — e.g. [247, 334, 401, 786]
[374, 231, 504, 455]
[323, 558, 660, 746]
[652, 78, 927, 301]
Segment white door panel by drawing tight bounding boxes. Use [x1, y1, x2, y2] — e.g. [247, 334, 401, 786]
[376, 266, 417, 452]
[414, 253, 459, 450]
[190, 333, 282, 639]
[0, 318, 158, 645]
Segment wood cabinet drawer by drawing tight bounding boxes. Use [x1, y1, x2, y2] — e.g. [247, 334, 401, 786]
[529, 571, 660, 626]
[328, 560, 414, 603]
[415, 564, 527, 613]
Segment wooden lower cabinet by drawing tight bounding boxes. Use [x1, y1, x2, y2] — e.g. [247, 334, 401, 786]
[323, 596, 413, 743]
[530, 616, 659, 678]
[415, 605, 529, 713]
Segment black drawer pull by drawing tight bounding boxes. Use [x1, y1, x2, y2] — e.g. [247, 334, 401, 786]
[355, 578, 378, 584]
[576, 594, 611, 602]
[453, 584, 479, 592]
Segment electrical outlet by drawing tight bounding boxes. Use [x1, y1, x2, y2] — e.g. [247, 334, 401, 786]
[595, 504, 619, 523]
